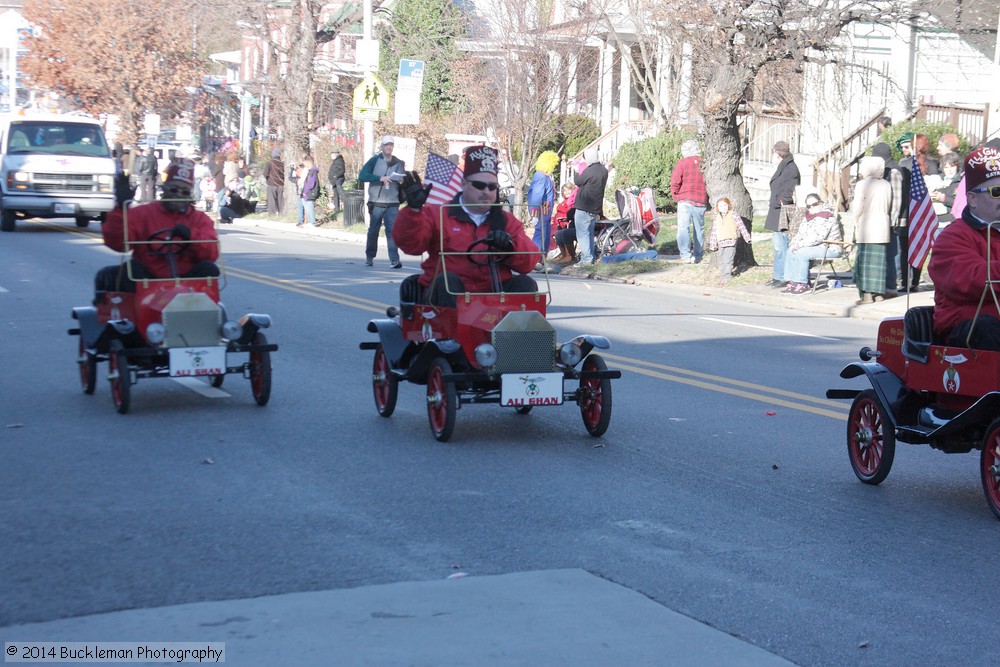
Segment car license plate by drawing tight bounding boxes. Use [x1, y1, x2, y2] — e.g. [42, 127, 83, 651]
[168, 346, 226, 377]
[501, 372, 564, 407]
[53, 203, 76, 214]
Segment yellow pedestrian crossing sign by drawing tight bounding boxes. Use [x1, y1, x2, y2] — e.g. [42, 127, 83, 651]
[353, 74, 389, 112]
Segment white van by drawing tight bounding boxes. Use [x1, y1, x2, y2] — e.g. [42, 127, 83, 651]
[0, 114, 117, 231]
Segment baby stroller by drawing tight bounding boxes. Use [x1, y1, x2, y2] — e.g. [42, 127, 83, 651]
[595, 188, 660, 257]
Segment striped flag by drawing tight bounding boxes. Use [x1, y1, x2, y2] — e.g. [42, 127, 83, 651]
[907, 159, 937, 270]
[424, 152, 464, 207]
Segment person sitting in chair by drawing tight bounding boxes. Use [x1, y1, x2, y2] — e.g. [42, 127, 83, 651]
[779, 192, 842, 294]
[95, 159, 219, 294]
[392, 145, 540, 307]
[928, 145, 1000, 349]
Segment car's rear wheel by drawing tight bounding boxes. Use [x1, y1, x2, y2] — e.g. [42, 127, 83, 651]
[0, 206, 15, 232]
[847, 389, 895, 484]
[427, 357, 456, 442]
[108, 339, 131, 414]
[515, 406, 532, 415]
[579, 354, 612, 436]
[78, 335, 97, 395]
[75, 215, 90, 228]
[210, 373, 225, 388]
[249, 332, 271, 406]
[980, 419, 1000, 520]
[372, 344, 398, 417]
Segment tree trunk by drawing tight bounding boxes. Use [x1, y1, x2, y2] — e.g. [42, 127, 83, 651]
[701, 64, 757, 273]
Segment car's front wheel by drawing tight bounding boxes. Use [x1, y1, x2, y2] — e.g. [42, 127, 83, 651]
[0, 205, 15, 232]
[579, 354, 612, 436]
[426, 357, 456, 442]
[847, 389, 895, 484]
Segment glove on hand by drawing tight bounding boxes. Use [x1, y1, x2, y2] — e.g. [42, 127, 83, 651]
[113, 173, 137, 208]
[484, 229, 514, 253]
[400, 171, 432, 211]
[171, 223, 191, 241]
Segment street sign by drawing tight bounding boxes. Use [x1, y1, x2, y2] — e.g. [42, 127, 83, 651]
[353, 74, 389, 112]
[395, 59, 425, 125]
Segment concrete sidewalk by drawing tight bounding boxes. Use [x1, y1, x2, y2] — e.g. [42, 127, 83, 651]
[3, 570, 795, 666]
[229, 215, 935, 322]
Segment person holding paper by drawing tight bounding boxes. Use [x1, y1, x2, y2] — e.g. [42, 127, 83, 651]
[358, 136, 406, 268]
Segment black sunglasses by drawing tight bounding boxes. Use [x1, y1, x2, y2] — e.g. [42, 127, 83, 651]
[164, 186, 193, 197]
[467, 180, 499, 192]
[972, 185, 1000, 199]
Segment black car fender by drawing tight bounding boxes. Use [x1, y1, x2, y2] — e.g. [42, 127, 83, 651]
[835, 361, 915, 429]
[363, 319, 409, 367]
[71, 306, 103, 348]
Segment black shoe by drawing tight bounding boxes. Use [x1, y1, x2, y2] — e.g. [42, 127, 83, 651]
[364, 259, 373, 267]
[765, 278, 784, 288]
[391, 262, 402, 269]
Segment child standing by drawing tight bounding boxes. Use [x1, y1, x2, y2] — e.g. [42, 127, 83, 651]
[706, 197, 751, 285]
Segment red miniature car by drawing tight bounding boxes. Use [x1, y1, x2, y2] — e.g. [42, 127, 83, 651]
[828, 305, 1000, 518]
[360, 236, 621, 442]
[69, 224, 277, 413]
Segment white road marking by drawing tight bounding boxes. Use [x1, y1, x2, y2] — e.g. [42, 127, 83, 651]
[0, 286, 8, 293]
[229, 236, 275, 245]
[171, 377, 231, 397]
[698, 317, 841, 341]
[66, 238, 105, 244]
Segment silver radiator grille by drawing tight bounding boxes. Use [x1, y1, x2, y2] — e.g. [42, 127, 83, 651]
[491, 311, 556, 374]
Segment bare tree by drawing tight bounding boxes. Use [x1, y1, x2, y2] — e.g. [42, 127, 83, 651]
[460, 1, 603, 203]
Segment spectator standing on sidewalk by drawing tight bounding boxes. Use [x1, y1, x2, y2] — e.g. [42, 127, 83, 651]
[851, 155, 892, 305]
[359, 136, 405, 268]
[573, 148, 608, 267]
[328, 150, 346, 217]
[263, 150, 285, 215]
[669, 139, 709, 264]
[706, 196, 750, 285]
[764, 140, 801, 287]
[527, 150, 558, 256]
[295, 156, 320, 228]
[138, 148, 158, 202]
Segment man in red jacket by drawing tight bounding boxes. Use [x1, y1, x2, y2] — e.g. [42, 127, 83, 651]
[928, 145, 1000, 348]
[96, 158, 220, 292]
[393, 145, 539, 306]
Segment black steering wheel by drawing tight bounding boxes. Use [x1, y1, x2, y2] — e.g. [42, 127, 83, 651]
[146, 226, 187, 257]
[466, 235, 504, 267]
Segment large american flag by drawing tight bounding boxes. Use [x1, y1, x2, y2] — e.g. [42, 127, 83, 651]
[907, 159, 937, 270]
[424, 152, 464, 207]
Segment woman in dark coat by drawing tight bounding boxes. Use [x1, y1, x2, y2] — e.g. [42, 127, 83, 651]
[764, 141, 800, 287]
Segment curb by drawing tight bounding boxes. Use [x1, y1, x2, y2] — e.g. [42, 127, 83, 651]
[230, 215, 933, 322]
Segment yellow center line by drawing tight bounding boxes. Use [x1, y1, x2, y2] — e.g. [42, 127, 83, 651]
[47, 215, 848, 421]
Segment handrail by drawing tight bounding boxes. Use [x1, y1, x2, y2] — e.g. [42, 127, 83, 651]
[813, 107, 886, 169]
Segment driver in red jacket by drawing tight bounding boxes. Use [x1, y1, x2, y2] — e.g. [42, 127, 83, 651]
[96, 158, 220, 292]
[928, 144, 1000, 348]
[393, 145, 539, 306]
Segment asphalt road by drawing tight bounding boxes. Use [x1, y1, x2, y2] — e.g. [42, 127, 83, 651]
[1, 218, 997, 666]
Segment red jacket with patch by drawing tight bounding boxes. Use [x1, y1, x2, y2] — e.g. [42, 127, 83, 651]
[393, 197, 540, 292]
[928, 211, 1000, 339]
[103, 202, 219, 278]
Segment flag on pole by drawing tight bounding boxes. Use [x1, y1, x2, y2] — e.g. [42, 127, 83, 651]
[907, 159, 938, 270]
[424, 152, 464, 206]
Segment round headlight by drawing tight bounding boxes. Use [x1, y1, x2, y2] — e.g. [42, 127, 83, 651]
[559, 342, 583, 367]
[145, 322, 166, 344]
[222, 320, 243, 340]
[474, 343, 498, 367]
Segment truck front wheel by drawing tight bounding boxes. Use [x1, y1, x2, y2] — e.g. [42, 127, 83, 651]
[0, 206, 15, 232]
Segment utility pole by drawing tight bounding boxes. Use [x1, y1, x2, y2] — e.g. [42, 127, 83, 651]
[362, 0, 375, 162]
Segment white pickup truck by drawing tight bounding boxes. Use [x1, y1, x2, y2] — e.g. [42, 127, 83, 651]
[0, 114, 116, 231]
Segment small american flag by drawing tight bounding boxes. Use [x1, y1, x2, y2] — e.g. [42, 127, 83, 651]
[907, 159, 937, 270]
[424, 152, 464, 207]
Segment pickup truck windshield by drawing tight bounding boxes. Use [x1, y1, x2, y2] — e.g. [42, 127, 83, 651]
[6, 120, 111, 158]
